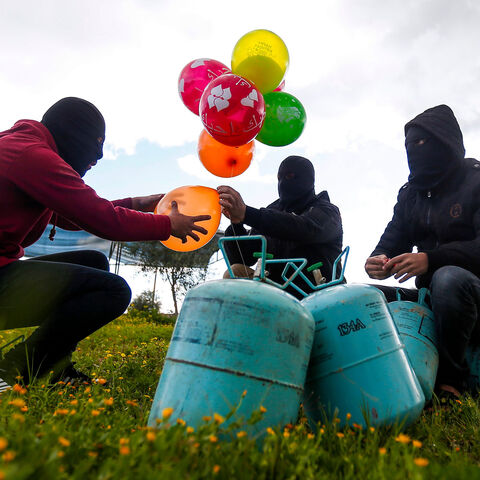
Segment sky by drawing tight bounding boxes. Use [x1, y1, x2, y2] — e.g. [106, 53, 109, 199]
[2, 0, 480, 311]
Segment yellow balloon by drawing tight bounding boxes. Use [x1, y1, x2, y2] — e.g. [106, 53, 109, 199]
[231, 29, 289, 94]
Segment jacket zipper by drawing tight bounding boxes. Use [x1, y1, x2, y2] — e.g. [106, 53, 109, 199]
[426, 191, 432, 226]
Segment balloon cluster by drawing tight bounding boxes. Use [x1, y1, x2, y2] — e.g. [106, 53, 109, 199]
[157, 30, 307, 252]
[178, 29, 307, 178]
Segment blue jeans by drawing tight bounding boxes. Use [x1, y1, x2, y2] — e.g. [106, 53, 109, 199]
[430, 266, 480, 389]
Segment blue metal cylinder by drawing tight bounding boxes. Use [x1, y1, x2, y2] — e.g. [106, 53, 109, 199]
[148, 279, 315, 434]
[389, 289, 438, 402]
[302, 284, 425, 429]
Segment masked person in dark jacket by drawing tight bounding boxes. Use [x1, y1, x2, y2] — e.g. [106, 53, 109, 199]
[217, 156, 343, 299]
[365, 104, 480, 397]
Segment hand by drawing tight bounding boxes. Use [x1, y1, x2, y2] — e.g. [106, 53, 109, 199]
[365, 254, 392, 280]
[132, 194, 164, 212]
[168, 201, 211, 243]
[217, 185, 246, 224]
[384, 253, 428, 283]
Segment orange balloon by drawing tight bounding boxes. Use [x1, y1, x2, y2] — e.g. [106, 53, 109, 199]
[198, 129, 254, 178]
[154, 186, 221, 252]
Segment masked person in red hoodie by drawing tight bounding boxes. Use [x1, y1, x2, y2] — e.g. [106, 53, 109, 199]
[0, 97, 210, 391]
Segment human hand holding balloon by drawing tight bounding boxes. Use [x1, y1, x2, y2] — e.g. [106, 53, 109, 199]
[217, 185, 246, 224]
[131, 194, 165, 212]
[167, 201, 210, 244]
[155, 186, 221, 251]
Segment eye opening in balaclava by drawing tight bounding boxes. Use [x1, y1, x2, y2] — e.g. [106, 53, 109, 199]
[405, 125, 457, 191]
[277, 155, 315, 212]
[41, 97, 105, 177]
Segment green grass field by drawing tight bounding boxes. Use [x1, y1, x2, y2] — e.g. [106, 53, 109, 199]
[0, 313, 479, 479]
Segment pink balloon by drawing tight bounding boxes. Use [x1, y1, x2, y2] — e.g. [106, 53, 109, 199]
[274, 80, 286, 92]
[199, 74, 265, 147]
[178, 59, 231, 115]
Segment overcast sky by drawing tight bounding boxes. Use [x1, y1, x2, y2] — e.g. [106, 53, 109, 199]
[2, 0, 480, 309]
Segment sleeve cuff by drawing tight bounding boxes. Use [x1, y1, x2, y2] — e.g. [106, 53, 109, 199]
[243, 205, 262, 228]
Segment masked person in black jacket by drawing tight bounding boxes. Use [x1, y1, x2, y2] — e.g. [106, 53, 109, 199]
[365, 104, 480, 397]
[217, 156, 343, 299]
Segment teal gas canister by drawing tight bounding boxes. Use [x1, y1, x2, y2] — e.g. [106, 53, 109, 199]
[298, 249, 425, 429]
[148, 236, 315, 434]
[389, 288, 438, 402]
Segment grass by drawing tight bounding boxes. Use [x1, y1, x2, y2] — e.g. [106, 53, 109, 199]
[0, 314, 479, 479]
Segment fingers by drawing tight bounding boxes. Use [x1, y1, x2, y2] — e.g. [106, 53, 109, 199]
[191, 224, 208, 235]
[192, 215, 211, 222]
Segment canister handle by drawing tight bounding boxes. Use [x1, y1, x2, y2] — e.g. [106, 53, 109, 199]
[279, 246, 350, 297]
[417, 288, 431, 307]
[218, 235, 268, 280]
[395, 287, 430, 308]
[218, 236, 308, 290]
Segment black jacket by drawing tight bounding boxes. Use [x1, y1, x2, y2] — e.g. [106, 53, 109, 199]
[224, 191, 343, 298]
[372, 157, 480, 288]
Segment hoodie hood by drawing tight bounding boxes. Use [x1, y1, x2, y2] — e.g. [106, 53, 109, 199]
[277, 155, 316, 212]
[404, 105, 465, 191]
[41, 97, 105, 177]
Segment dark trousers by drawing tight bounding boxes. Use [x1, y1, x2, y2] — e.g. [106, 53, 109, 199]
[372, 265, 480, 391]
[0, 250, 131, 382]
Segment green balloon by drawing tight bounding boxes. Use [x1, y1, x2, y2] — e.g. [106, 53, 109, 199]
[255, 92, 306, 146]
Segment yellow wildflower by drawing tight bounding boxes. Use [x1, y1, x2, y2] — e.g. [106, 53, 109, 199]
[213, 465, 221, 474]
[58, 437, 71, 447]
[260, 406, 267, 413]
[0, 438, 8, 452]
[352, 423, 363, 430]
[307, 433, 315, 439]
[12, 414, 24, 423]
[146, 431, 156, 442]
[236, 431, 247, 439]
[97, 378, 107, 385]
[88, 451, 98, 458]
[103, 397, 114, 406]
[395, 434, 411, 444]
[242, 390, 247, 397]
[57, 451, 65, 458]
[162, 407, 174, 419]
[412, 440, 422, 448]
[70, 399, 78, 406]
[8, 398, 25, 408]
[336, 433, 345, 438]
[176, 418, 186, 426]
[379, 447, 387, 455]
[119, 438, 129, 445]
[414, 458, 429, 467]
[91, 410, 100, 417]
[2, 451, 15, 462]
[54, 408, 69, 416]
[13, 384, 27, 395]
[213, 413, 225, 424]
[186, 427, 194, 434]
[202, 415, 211, 422]
[283, 430, 290, 438]
[346, 413, 352, 420]
[119, 446, 130, 455]
[209, 435, 218, 443]
[266, 427, 275, 435]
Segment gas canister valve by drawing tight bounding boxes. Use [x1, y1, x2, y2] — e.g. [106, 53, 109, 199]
[308, 262, 326, 285]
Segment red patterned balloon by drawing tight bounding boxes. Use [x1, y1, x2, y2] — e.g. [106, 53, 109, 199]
[199, 74, 265, 147]
[178, 59, 231, 115]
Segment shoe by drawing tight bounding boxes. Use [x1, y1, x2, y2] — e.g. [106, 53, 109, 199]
[0, 376, 12, 393]
[52, 363, 93, 386]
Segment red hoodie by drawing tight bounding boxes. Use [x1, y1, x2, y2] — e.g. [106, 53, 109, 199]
[0, 120, 171, 267]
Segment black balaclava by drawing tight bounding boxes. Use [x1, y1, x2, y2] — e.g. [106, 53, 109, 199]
[404, 105, 465, 191]
[41, 97, 105, 177]
[277, 156, 316, 212]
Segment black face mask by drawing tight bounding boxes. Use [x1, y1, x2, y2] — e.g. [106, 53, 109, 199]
[406, 126, 456, 191]
[41, 97, 105, 177]
[277, 156, 315, 212]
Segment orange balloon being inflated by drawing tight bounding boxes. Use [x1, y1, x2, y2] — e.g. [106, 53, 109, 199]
[198, 129, 254, 178]
[154, 185, 221, 252]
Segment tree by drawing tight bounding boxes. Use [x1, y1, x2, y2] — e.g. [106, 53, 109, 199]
[124, 236, 220, 315]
